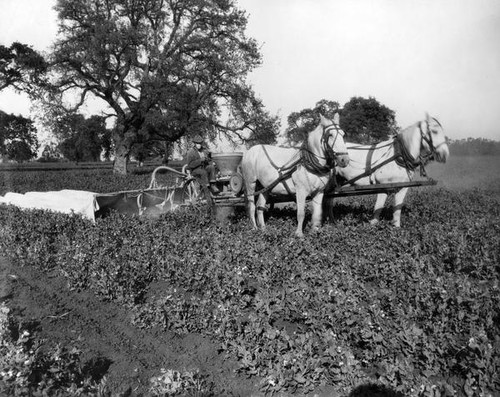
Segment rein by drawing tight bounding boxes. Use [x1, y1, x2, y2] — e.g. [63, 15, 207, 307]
[396, 120, 444, 176]
[251, 122, 345, 196]
[300, 123, 345, 175]
[343, 142, 399, 185]
[252, 146, 300, 196]
[342, 124, 432, 185]
[394, 135, 423, 171]
[340, 118, 444, 186]
[418, 119, 447, 160]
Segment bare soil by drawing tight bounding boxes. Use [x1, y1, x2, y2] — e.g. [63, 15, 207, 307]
[0, 255, 261, 396]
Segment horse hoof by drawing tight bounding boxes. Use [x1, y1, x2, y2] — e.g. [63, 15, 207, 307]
[310, 226, 321, 234]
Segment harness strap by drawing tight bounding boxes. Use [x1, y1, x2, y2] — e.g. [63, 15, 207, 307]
[343, 135, 429, 187]
[281, 179, 295, 196]
[394, 136, 419, 170]
[253, 165, 298, 196]
[394, 134, 429, 176]
[342, 152, 400, 186]
[252, 145, 300, 196]
[300, 141, 332, 175]
[300, 122, 345, 175]
[341, 118, 444, 186]
[261, 145, 282, 171]
[252, 121, 343, 195]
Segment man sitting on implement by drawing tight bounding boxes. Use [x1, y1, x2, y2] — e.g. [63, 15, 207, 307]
[186, 135, 220, 195]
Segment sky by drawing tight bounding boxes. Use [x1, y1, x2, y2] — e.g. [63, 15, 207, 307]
[1, 0, 499, 141]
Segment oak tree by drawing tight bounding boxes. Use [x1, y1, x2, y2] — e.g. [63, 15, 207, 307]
[47, 0, 279, 174]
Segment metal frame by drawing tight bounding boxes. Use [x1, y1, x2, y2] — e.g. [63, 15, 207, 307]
[326, 179, 438, 198]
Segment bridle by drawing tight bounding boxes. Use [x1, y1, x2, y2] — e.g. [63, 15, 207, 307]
[323, 123, 348, 162]
[301, 122, 347, 174]
[418, 118, 446, 163]
[392, 117, 446, 177]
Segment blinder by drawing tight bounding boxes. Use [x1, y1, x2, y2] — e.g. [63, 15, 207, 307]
[322, 123, 348, 166]
[419, 118, 446, 162]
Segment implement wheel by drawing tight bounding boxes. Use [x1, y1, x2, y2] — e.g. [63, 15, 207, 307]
[229, 172, 244, 195]
[182, 178, 205, 205]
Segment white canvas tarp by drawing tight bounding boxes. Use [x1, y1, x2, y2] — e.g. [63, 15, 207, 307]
[0, 188, 177, 221]
[0, 190, 100, 221]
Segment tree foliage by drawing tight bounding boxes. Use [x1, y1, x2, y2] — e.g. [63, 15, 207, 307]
[285, 97, 397, 145]
[448, 137, 500, 156]
[54, 114, 112, 162]
[285, 99, 340, 144]
[46, 0, 279, 174]
[0, 111, 39, 162]
[340, 96, 398, 143]
[130, 140, 173, 164]
[0, 42, 47, 93]
[40, 144, 64, 162]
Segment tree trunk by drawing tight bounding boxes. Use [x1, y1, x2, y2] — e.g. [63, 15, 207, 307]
[113, 150, 129, 174]
[113, 131, 136, 175]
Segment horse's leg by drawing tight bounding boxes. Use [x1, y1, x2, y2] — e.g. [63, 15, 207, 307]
[244, 182, 258, 230]
[392, 187, 409, 227]
[256, 193, 268, 229]
[322, 196, 334, 223]
[295, 190, 307, 237]
[247, 195, 258, 230]
[371, 192, 388, 225]
[310, 193, 324, 232]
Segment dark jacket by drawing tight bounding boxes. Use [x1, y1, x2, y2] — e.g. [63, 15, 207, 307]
[186, 147, 211, 171]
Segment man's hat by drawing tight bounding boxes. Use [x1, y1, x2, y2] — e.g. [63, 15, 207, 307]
[192, 135, 203, 144]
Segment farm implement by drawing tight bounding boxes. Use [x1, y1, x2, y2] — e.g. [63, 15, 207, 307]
[136, 152, 438, 209]
[95, 153, 438, 218]
[128, 152, 248, 216]
[133, 151, 439, 213]
[0, 153, 247, 221]
[0, 151, 438, 221]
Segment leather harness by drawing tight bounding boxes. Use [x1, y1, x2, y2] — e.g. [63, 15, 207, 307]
[253, 123, 345, 196]
[342, 119, 444, 186]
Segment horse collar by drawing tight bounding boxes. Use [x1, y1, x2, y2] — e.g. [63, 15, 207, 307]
[395, 135, 420, 171]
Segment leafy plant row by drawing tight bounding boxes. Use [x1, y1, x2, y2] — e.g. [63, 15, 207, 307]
[1, 188, 499, 396]
[1, 167, 175, 195]
[0, 302, 106, 396]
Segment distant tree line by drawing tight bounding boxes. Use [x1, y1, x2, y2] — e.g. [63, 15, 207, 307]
[448, 138, 500, 156]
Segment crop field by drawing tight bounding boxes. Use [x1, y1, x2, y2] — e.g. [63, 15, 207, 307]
[424, 155, 500, 194]
[0, 155, 499, 396]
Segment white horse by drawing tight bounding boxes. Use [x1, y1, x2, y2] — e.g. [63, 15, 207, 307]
[332, 114, 449, 227]
[241, 114, 350, 237]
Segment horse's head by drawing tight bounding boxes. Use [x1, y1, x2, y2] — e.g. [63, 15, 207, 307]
[422, 113, 450, 163]
[319, 113, 350, 168]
